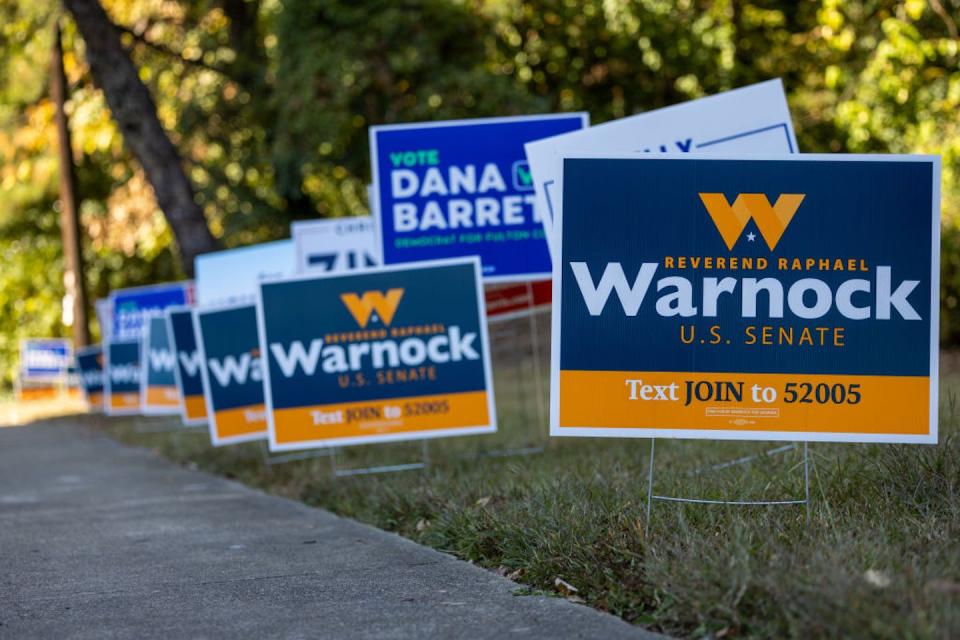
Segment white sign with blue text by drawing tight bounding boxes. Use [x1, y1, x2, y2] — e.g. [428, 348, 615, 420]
[524, 79, 798, 251]
[195, 240, 295, 308]
[292, 217, 380, 275]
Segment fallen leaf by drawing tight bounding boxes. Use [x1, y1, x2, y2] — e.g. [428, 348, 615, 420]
[864, 569, 892, 589]
[507, 568, 525, 581]
[554, 576, 579, 595]
[475, 496, 491, 507]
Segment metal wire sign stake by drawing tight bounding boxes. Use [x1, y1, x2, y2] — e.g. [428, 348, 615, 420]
[645, 439, 811, 536]
[328, 440, 431, 478]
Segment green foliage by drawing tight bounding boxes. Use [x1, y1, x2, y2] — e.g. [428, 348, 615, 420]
[0, 211, 65, 388]
[271, 0, 545, 212]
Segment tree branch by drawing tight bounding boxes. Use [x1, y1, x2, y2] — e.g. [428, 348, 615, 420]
[928, 0, 959, 41]
[115, 24, 231, 75]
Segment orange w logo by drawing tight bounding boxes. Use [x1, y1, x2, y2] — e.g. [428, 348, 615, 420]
[699, 193, 805, 250]
[340, 289, 404, 328]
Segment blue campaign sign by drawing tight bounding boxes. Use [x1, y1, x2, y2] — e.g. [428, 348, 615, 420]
[257, 257, 496, 452]
[110, 281, 193, 342]
[20, 338, 72, 381]
[105, 340, 141, 415]
[75, 345, 105, 411]
[194, 304, 267, 446]
[551, 155, 939, 444]
[166, 307, 207, 426]
[370, 114, 588, 282]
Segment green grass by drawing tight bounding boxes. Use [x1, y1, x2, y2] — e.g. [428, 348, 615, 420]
[90, 336, 960, 639]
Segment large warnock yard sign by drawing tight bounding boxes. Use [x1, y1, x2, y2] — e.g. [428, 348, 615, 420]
[257, 257, 496, 451]
[551, 155, 940, 443]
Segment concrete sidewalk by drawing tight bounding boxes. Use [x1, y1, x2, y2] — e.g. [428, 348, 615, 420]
[0, 420, 661, 639]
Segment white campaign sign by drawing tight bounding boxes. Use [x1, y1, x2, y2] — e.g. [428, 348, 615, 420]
[524, 79, 797, 252]
[195, 240, 295, 308]
[291, 216, 380, 274]
[95, 298, 112, 342]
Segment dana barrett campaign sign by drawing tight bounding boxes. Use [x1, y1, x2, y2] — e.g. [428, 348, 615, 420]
[106, 341, 141, 415]
[140, 316, 179, 415]
[257, 258, 496, 451]
[166, 307, 207, 425]
[370, 114, 587, 282]
[75, 345, 105, 411]
[194, 305, 267, 445]
[551, 155, 939, 444]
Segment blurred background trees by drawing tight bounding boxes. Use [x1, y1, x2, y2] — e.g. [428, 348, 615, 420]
[1, 0, 958, 386]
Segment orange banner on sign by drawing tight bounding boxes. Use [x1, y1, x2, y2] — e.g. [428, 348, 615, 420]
[146, 385, 179, 407]
[18, 387, 58, 401]
[110, 391, 139, 411]
[213, 404, 266, 440]
[273, 390, 491, 445]
[183, 394, 207, 420]
[558, 370, 929, 435]
[87, 391, 104, 409]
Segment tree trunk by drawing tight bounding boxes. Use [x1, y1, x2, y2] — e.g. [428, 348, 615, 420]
[62, 0, 219, 275]
[51, 19, 91, 347]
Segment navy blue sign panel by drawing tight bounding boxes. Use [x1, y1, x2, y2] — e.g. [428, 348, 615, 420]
[370, 114, 588, 282]
[141, 316, 179, 415]
[106, 340, 141, 415]
[552, 155, 939, 443]
[258, 257, 496, 451]
[194, 304, 267, 445]
[167, 307, 207, 425]
[75, 345, 104, 410]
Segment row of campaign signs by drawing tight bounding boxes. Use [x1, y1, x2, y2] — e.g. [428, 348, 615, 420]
[75, 79, 940, 449]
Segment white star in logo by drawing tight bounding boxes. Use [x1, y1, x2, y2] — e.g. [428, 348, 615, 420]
[746, 232, 756, 242]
